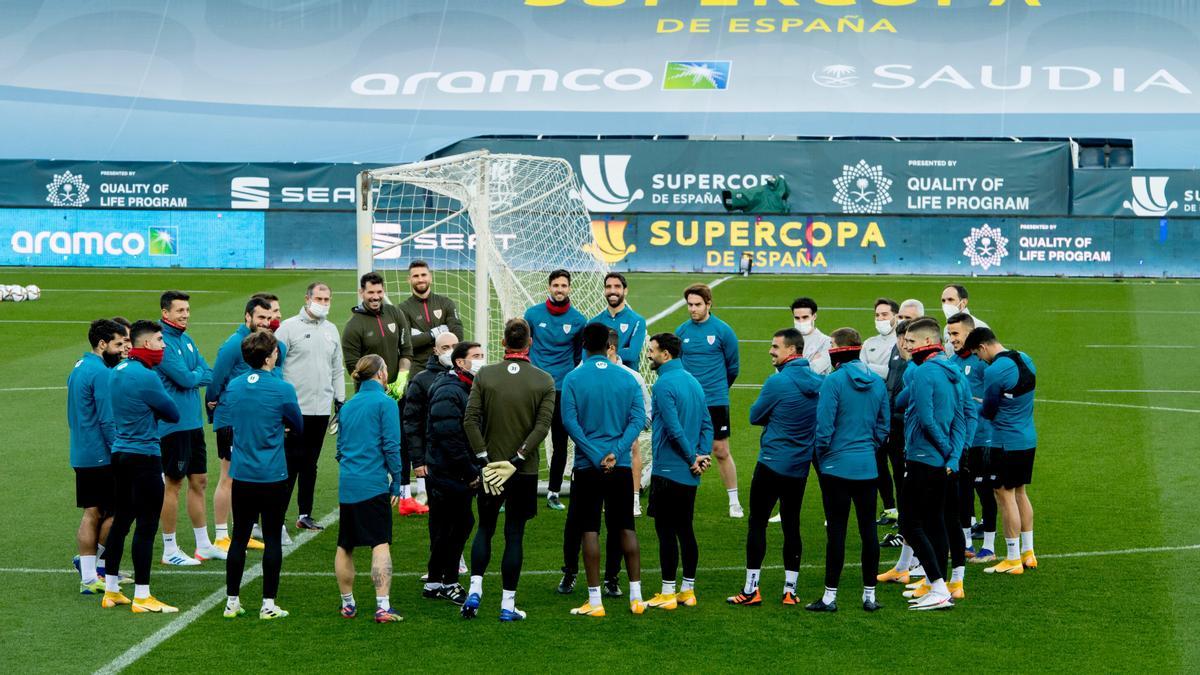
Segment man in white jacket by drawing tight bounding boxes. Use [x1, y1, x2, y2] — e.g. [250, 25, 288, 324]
[276, 282, 346, 531]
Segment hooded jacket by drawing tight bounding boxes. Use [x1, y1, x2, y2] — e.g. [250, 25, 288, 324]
[650, 359, 714, 487]
[560, 354, 645, 471]
[902, 354, 968, 470]
[207, 325, 287, 430]
[68, 353, 115, 467]
[158, 320, 212, 435]
[425, 370, 479, 492]
[814, 359, 888, 480]
[749, 357, 822, 478]
[335, 379, 403, 503]
[401, 353, 449, 470]
[341, 302, 413, 385]
[951, 351, 993, 448]
[981, 350, 1037, 452]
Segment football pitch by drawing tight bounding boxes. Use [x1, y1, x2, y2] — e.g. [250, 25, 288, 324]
[1, 269, 1198, 673]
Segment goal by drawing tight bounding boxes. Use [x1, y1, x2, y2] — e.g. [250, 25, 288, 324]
[356, 149, 610, 362]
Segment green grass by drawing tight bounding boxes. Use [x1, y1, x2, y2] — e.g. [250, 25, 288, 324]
[2, 269, 1199, 673]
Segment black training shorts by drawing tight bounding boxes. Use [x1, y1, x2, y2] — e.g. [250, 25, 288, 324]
[571, 466, 634, 534]
[160, 428, 207, 480]
[708, 405, 731, 441]
[216, 426, 233, 462]
[75, 465, 115, 512]
[338, 494, 393, 550]
[997, 448, 1035, 489]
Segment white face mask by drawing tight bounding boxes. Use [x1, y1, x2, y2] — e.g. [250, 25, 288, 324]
[307, 301, 330, 320]
[942, 302, 961, 320]
[438, 351, 453, 367]
[469, 358, 486, 375]
[794, 320, 813, 335]
[875, 319, 894, 336]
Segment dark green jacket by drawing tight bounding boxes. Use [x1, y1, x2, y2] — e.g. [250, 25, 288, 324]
[464, 356, 555, 476]
[341, 303, 413, 384]
[397, 292, 464, 377]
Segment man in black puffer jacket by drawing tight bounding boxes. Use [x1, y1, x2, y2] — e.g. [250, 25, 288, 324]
[423, 341, 485, 606]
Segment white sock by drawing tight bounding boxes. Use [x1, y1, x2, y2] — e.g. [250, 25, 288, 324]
[863, 586, 876, 603]
[629, 580, 642, 602]
[784, 570, 798, 591]
[896, 544, 914, 571]
[822, 587, 837, 604]
[1020, 530, 1034, 553]
[134, 584, 150, 600]
[727, 488, 740, 507]
[194, 527, 212, 550]
[105, 575, 120, 593]
[952, 566, 965, 583]
[162, 532, 178, 554]
[744, 569, 760, 594]
[633, 493, 641, 508]
[425, 582, 443, 592]
[416, 477, 426, 494]
[376, 596, 390, 610]
[548, 491, 559, 500]
[80, 555, 98, 582]
[399, 484, 411, 499]
[962, 528, 972, 548]
[469, 575, 483, 597]
[501, 589, 516, 612]
[341, 592, 355, 608]
[661, 580, 676, 595]
[281, 524, 290, 539]
[1005, 537, 1020, 561]
[262, 598, 276, 611]
[983, 531, 996, 551]
[215, 523, 228, 540]
[588, 586, 602, 607]
[681, 577, 694, 593]
[226, 595, 239, 610]
[96, 543, 106, 561]
[931, 578, 949, 596]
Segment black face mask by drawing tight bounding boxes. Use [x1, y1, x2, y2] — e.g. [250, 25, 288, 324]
[102, 351, 123, 368]
[910, 344, 943, 365]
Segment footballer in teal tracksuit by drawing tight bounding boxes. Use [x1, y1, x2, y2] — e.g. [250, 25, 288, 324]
[980, 350, 1037, 488]
[222, 357, 303, 612]
[158, 318, 213, 480]
[105, 342, 181, 590]
[739, 350, 822, 603]
[951, 348, 997, 548]
[591, 304, 646, 369]
[674, 313, 739, 440]
[208, 324, 286, 458]
[525, 293, 586, 498]
[812, 349, 888, 607]
[648, 342, 713, 600]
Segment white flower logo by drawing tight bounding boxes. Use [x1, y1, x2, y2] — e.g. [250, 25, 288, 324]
[813, 65, 859, 88]
[832, 160, 892, 214]
[962, 224, 1009, 271]
[46, 171, 90, 207]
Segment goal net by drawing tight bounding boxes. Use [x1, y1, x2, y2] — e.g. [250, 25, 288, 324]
[358, 150, 611, 361]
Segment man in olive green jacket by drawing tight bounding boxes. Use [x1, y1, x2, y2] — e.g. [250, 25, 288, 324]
[341, 272, 414, 388]
[397, 261, 464, 379]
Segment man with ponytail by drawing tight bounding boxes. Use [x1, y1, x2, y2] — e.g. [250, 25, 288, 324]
[334, 354, 405, 623]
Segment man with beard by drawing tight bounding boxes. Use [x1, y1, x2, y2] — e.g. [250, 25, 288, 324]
[523, 269, 586, 511]
[68, 319, 127, 594]
[208, 297, 287, 553]
[590, 273, 645, 370]
[342, 272, 420, 513]
[398, 260, 464, 380]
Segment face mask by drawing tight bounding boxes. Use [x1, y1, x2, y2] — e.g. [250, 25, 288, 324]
[875, 319, 894, 336]
[942, 302, 961, 320]
[268, 318, 281, 333]
[469, 358, 486, 375]
[794, 320, 813, 335]
[129, 347, 164, 368]
[102, 351, 123, 368]
[438, 351, 453, 367]
[307, 302, 329, 320]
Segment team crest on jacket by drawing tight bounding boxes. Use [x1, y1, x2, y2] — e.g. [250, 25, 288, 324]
[434, 309, 443, 319]
[387, 323, 396, 333]
[706, 335, 716, 345]
[965, 365, 972, 375]
[507, 363, 520, 374]
[563, 324, 572, 334]
[248, 374, 260, 384]
[595, 361, 608, 370]
[186, 343, 194, 353]
[620, 323, 629, 332]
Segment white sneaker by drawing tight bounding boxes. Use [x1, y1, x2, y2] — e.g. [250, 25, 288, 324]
[458, 556, 468, 575]
[768, 513, 782, 523]
[281, 526, 293, 546]
[909, 565, 926, 578]
[729, 503, 745, 519]
[909, 591, 953, 611]
[252, 523, 264, 539]
[415, 491, 429, 506]
[161, 550, 201, 566]
[195, 544, 227, 561]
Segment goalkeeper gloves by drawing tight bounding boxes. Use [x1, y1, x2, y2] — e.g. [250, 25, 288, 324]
[482, 461, 517, 492]
[385, 371, 409, 401]
[430, 325, 449, 338]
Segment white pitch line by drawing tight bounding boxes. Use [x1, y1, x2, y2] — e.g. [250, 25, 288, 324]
[1049, 309, 1200, 315]
[0, 386, 66, 393]
[95, 509, 339, 675]
[1038, 398, 1200, 415]
[1085, 345, 1194, 349]
[644, 275, 734, 327]
[14, 542, 1200, 583]
[1089, 389, 1200, 394]
[722, 306, 864, 311]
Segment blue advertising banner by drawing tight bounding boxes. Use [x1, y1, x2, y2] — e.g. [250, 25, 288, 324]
[0, 210, 264, 268]
[1073, 169, 1200, 218]
[590, 214, 1188, 277]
